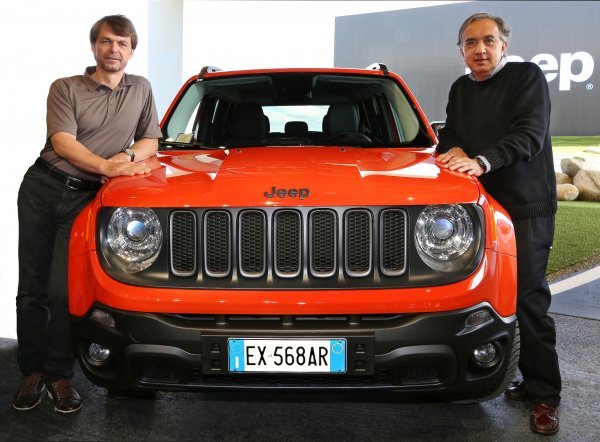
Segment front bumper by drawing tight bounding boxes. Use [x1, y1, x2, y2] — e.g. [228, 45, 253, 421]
[71, 302, 517, 400]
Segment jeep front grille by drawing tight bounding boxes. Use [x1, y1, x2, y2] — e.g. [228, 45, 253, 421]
[169, 207, 407, 285]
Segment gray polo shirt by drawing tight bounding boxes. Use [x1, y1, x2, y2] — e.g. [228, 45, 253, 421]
[40, 66, 163, 180]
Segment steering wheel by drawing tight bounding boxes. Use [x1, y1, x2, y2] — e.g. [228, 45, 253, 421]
[327, 131, 372, 143]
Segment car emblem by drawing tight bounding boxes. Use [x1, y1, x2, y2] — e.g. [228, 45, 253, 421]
[264, 186, 310, 200]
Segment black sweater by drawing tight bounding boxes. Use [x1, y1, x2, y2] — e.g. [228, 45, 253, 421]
[437, 62, 557, 220]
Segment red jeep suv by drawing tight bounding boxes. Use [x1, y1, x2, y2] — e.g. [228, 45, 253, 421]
[68, 64, 518, 401]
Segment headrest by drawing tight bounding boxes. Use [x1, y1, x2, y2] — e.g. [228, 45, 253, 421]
[231, 103, 266, 140]
[285, 121, 309, 136]
[325, 103, 359, 135]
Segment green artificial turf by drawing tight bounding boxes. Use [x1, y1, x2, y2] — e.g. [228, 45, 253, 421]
[552, 136, 600, 155]
[552, 135, 600, 147]
[547, 136, 600, 277]
[548, 201, 600, 277]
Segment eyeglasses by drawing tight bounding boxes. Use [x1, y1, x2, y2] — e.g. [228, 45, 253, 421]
[462, 36, 501, 50]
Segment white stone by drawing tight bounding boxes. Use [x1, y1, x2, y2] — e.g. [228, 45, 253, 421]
[573, 169, 600, 202]
[555, 172, 572, 185]
[556, 183, 579, 201]
[560, 157, 586, 177]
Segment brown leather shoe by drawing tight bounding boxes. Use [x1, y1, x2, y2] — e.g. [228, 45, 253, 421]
[46, 379, 82, 414]
[13, 372, 46, 411]
[530, 403, 559, 435]
[505, 380, 527, 401]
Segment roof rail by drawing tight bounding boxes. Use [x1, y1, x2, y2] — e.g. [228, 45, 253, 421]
[364, 63, 389, 75]
[198, 66, 222, 80]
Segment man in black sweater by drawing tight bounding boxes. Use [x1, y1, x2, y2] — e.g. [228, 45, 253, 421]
[436, 13, 561, 435]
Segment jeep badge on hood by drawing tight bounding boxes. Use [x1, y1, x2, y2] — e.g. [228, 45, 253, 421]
[264, 186, 310, 200]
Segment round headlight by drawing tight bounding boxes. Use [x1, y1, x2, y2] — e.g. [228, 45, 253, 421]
[415, 204, 475, 272]
[106, 208, 163, 273]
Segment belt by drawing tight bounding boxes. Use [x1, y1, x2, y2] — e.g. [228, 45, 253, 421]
[34, 158, 102, 192]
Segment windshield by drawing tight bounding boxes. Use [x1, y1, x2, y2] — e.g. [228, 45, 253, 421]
[161, 73, 433, 149]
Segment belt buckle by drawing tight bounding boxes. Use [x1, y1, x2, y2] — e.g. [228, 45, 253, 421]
[65, 176, 83, 190]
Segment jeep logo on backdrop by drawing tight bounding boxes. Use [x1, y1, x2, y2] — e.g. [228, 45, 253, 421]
[509, 52, 594, 91]
[464, 52, 595, 91]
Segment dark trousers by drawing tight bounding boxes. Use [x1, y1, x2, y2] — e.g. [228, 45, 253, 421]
[513, 216, 562, 406]
[16, 162, 97, 382]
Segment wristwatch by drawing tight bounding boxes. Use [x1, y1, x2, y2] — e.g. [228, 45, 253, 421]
[123, 148, 135, 162]
[475, 156, 488, 173]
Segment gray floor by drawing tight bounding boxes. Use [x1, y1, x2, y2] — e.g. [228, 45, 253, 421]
[1, 270, 599, 441]
[549, 271, 600, 321]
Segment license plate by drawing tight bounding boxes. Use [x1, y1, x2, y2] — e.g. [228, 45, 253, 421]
[228, 338, 346, 373]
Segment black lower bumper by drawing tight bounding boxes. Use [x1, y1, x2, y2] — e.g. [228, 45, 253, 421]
[71, 303, 517, 401]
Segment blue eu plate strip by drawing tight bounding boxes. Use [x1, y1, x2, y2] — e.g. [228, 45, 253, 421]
[330, 339, 346, 372]
[229, 339, 245, 372]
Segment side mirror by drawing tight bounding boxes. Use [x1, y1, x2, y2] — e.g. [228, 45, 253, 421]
[430, 121, 446, 138]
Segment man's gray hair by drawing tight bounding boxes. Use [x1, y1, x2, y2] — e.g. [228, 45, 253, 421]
[457, 12, 511, 46]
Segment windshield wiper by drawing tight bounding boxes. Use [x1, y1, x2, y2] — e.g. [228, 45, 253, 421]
[158, 140, 224, 150]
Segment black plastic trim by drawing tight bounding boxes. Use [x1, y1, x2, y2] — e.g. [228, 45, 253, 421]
[71, 302, 516, 394]
[96, 205, 485, 290]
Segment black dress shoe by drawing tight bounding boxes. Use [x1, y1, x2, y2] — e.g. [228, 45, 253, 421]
[46, 379, 82, 414]
[13, 372, 46, 411]
[505, 380, 527, 401]
[530, 403, 559, 435]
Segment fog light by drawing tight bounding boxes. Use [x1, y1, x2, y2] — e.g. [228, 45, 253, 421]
[473, 343, 497, 367]
[90, 309, 116, 328]
[88, 343, 111, 364]
[465, 309, 492, 329]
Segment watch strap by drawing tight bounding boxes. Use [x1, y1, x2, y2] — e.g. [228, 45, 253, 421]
[123, 148, 135, 162]
[475, 155, 489, 173]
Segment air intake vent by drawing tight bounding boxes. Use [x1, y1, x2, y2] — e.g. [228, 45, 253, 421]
[345, 210, 372, 277]
[274, 210, 301, 278]
[380, 209, 407, 276]
[170, 211, 197, 276]
[204, 211, 231, 276]
[239, 210, 266, 277]
[310, 210, 337, 277]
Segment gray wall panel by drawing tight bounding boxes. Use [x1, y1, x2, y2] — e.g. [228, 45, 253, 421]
[334, 1, 600, 135]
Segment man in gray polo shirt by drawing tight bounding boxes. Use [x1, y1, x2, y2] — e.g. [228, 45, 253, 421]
[13, 15, 163, 414]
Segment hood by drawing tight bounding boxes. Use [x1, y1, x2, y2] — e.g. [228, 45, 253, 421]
[99, 147, 481, 207]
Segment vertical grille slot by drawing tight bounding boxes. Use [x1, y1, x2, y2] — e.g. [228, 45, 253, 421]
[345, 209, 372, 277]
[274, 210, 301, 278]
[380, 209, 407, 276]
[239, 210, 266, 278]
[310, 210, 336, 277]
[204, 211, 231, 277]
[170, 211, 197, 276]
